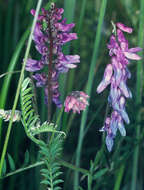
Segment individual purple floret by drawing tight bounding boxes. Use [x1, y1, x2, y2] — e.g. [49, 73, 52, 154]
[25, 3, 79, 108]
[97, 22, 142, 151]
[64, 91, 89, 114]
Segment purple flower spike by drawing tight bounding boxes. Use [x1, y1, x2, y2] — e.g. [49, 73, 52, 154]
[64, 91, 89, 114]
[26, 3, 80, 108]
[97, 22, 142, 151]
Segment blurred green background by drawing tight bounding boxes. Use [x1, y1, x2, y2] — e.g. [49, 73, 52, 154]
[0, 0, 144, 189]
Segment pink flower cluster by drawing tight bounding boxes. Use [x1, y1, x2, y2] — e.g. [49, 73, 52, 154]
[64, 91, 89, 114]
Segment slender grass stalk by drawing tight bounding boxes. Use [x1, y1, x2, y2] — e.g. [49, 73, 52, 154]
[64, 0, 76, 23]
[59, 0, 76, 101]
[56, 106, 64, 126]
[0, 30, 29, 140]
[62, 0, 88, 133]
[77, 0, 87, 35]
[57, 0, 76, 145]
[2, 161, 44, 179]
[58, 159, 90, 176]
[0, 0, 43, 177]
[1, 159, 90, 179]
[49, 106, 64, 145]
[66, 0, 87, 94]
[114, 165, 125, 190]
[0, 71, 21, 78]
[131, 0, 144, 189]
[88, 174, 92, 190]
[74, 0, 107, 189]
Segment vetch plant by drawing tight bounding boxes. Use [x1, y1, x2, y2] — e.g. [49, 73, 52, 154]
[1, 0, 143, 189]
[97, 22, 142, 152]
[0, 2, 89, 190]
[23, 3, 89, 189]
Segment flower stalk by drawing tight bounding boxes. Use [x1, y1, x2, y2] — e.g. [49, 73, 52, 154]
[47, 9, 54, 121]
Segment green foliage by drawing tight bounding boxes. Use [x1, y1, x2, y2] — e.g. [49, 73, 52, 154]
[1, 159, 7, 176]
[39, 135, 64, 190]
[20, 77, 40, 143]
[7, 154, 16, 171]
[78, 187, 84, 190]
[93, 168, 108, 180]
[21, 77, 65, 143]
[21, 77, 65, 189]
[23, 150, 30, 167]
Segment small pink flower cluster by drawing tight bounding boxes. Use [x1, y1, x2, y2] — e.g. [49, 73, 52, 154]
[64, 91, 89, 114]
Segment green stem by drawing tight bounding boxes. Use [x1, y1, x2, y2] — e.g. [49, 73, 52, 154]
[1, 161, 44, 179]
[77, 0, 87, 35]
[74, 0, 107, 189]
[56, 106, 64, 126]
[88, 174, 92, 190]
[47, 13, 54, 122]
[49, 106, 64, 145]
[114, 165, 125, 190]
[0, 71, 21, 79]
[1, 159, 89, 179]
[0, 0, 43, 177]
[66, 0, 87, 93]
[58, 159, 90, 176]
[59, 0, 76, 101]
[131, 0, 144, 189]
[0, 29, 29, 140]
[62, 0, 88, 134]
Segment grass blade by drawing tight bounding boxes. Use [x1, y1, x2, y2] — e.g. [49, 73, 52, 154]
[0, 30, 29, 139]
[74, 0, 107, 189]
[114, 165, 125, 190]
[0, 0, 43, 177]
[131, 0, 144, 189]
[59, 0, 76, 101]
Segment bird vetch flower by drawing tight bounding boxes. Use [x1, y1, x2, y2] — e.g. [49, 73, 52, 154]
[25, 3, 80, 108]
[97, 22, 142, 151]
